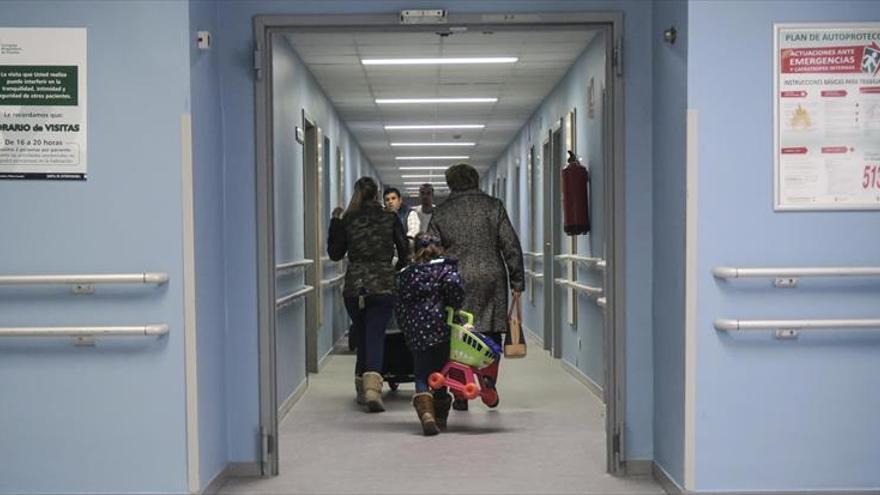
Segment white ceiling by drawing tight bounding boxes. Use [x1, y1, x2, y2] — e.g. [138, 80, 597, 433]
[284, 28, 597, 191]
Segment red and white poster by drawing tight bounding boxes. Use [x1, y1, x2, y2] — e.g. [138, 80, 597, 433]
[774, 24, 880, 210]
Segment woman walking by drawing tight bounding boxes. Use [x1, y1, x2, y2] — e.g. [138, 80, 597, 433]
[427, 163, 525, 410]
[328, 177, 410, 412]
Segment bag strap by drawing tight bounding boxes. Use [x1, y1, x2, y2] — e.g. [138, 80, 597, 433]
[507, 292, 523, 345]
[507, 291, 522, 319]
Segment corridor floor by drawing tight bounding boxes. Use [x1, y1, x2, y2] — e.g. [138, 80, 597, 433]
[218, 343, 663, 495]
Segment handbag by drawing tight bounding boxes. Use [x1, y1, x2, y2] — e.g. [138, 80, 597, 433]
[504, 292, 527, 358]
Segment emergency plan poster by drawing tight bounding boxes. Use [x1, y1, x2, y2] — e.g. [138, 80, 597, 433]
[774, 24, 880, 210]
[0, 28, 86, 180]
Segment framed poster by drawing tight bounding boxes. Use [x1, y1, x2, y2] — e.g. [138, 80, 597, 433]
[774, 23, 880, 210]
[0, 28, 87, 180]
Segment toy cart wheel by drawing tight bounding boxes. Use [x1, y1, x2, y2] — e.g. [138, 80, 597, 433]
[463, 382, 480, 400]
[481, 388, 499, 408]
[428, 372, 446, 389]
[388, 382, 399, 391]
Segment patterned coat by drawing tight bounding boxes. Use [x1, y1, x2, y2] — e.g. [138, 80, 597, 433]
[427, 189, 525, 334]
[327, 204, 409, 297]
[395, 258, 465, 352]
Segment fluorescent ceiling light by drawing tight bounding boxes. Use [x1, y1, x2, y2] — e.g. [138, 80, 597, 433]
[398, 166, 451, 171]
[390, 142, 475, 147]
[401, 174, 445, 178]
[395, 156, 469, 161]
[406, 186, 449, 190]
[404, 181, 446, 185]
[385, 124, 485, 130]
[362, 57, 518, 65]
[376, 98, 497, 104]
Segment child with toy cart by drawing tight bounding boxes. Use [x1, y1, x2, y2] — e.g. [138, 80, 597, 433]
[395, 234, 465, 436]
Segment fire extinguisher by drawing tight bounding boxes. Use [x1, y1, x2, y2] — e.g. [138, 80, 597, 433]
[561, 150, 591, 236]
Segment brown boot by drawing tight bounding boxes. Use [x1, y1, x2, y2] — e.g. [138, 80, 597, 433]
[354, 376, 366, 405]
[361, 372, 385, 412]
[412, 393, 440, 436]
[433, 391, 452, 431]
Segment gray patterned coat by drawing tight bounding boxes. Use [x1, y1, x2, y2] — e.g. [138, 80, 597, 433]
[427, 189, 524, 334]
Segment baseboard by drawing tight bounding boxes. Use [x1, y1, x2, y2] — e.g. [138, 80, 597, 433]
[559, 358, 604, 403]
[523, 325, 544, 349]
[653, 462, 686, 494]
[625, 459, 653, 476]
[201, 462, 261, 494]
[318, 344, 334, 371]
[278, 378, 308, 423]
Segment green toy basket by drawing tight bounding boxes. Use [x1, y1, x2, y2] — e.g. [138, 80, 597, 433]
[446, 307, 499, 370]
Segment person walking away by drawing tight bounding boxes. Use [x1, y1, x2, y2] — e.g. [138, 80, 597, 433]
[328, 177, 410, 412]
[427, 163, 525, 411]
[396, 234, 464, 435]
[383, 187, 420, 241]
[413, 183, 436, 234]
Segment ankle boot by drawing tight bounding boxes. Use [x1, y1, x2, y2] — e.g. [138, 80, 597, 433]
[354, 376, 366, 405]
[433, 391, 452, 430]
[412, 393, 440, 436]
[452, 398, 468, 411]
[361, 371, 385, 412]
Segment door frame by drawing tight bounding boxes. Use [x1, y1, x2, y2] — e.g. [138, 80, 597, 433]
[253, 11, 627, 476]
[301, 113, 322, 374]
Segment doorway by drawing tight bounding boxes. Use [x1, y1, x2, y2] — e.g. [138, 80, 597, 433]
[254, 12, 627, 479]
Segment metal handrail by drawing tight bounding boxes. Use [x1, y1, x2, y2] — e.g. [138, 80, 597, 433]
[715, 318, 880, 331]
[275, 285, 314, 309]
[0, 273, 169, 285]
[713, 266, 880, 279]
[554, 278, 603, 296]
[276, 259, 314, 272]
[525, 269, 544, 280]
[555, 255, 606, 269]
[0, 324, 169, 337]
[523, 252, 544, 259]
[321, 273, 345, 286]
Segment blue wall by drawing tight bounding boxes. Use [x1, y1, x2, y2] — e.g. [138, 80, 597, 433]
[0, 1, 191, 493]
[651, 0, 687, 486]
[688, 0, 880, 491]
[215, 0, 657, 463]
[189, 0, 229, 489]
[271, 34, 377, 411]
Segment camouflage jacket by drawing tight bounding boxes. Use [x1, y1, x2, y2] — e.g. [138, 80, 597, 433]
[327, 204, 409, 297]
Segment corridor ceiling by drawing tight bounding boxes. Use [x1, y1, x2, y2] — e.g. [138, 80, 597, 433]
[284, 28, 597, 191]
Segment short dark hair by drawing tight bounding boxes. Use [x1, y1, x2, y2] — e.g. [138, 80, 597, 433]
[383, 187, 401, 199]
[445, 163, 480, 191]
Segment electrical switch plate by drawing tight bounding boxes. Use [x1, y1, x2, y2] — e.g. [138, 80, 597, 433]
[197, 31, 211, 50]
[295, 126, 304, 144]
[774, 277, 798, 288]
[775, 328, 799, 340]
[72, 283, 95, 295]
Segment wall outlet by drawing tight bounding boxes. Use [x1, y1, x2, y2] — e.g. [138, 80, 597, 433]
[775, 328, 799, 340]
[774, 277, 798, 288]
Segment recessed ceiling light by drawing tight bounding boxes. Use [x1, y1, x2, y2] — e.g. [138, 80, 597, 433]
[385, 124, 485, 130]
[390, 142, 475, 147]
[398, 166, 451, 171]
[362, 57, 518, 65]
[395, 156, 469, 161]
[376, 98, 497, 104]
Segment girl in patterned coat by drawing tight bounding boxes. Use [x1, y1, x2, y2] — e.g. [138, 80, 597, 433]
[396, 234, 465, 436]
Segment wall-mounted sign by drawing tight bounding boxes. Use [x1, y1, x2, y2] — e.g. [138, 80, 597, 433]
[774, 23, 880, 210]
[0, 28, 86, 180]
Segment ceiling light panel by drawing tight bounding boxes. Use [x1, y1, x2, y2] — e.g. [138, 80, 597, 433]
[375, 97, 497, 104]
[390, 142, 475, 147]
[398, 166, 452, 171]
[384, 124, 485, 130]
[395, 156, 468, 161]
[362, 57, 517, 65]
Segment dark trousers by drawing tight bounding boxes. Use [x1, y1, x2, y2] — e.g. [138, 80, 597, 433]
[413, 340, 450, 394]
[344, 294, 395, 375]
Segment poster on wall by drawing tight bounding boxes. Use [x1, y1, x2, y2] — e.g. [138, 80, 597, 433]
[0, 28, 86, 180]
[774, 23, 880, 210]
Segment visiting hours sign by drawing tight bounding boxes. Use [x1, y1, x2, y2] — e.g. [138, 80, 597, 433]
[0, 28, 87, 180]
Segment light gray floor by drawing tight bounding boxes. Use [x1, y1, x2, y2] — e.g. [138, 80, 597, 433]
[219, 344, 662, 495]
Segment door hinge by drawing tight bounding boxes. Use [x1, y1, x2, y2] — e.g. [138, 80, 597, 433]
[612, 38, 623, 77]
[254, 47, 263, 80]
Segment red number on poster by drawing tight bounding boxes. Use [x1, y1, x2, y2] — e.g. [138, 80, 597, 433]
[863, 165, 880, 190]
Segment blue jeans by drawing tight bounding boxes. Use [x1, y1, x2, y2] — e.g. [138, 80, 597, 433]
[344, 294, 395, 375]
[412, 340, 450, 394]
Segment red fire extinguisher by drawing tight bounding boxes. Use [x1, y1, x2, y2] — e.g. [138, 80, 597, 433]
[561, 150, 591, 236]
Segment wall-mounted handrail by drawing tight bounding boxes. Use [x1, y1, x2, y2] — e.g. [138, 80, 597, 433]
[523, 252, 544, 259]
[276, 259, 314, 272]
[713, 266, 880, 279]
[275, 285, 314, 309]
[0, 273, 169, 286]
[321, 273, 345, 287]
[525, 269, 544, 280]
[554, 278, 603, 296]
[0, 324, 169, 337]
[555, 255, 606, 269]
[715, 318, 880, 331]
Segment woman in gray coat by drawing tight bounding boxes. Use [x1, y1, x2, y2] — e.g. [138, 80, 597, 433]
[427, 163, 525, 410]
